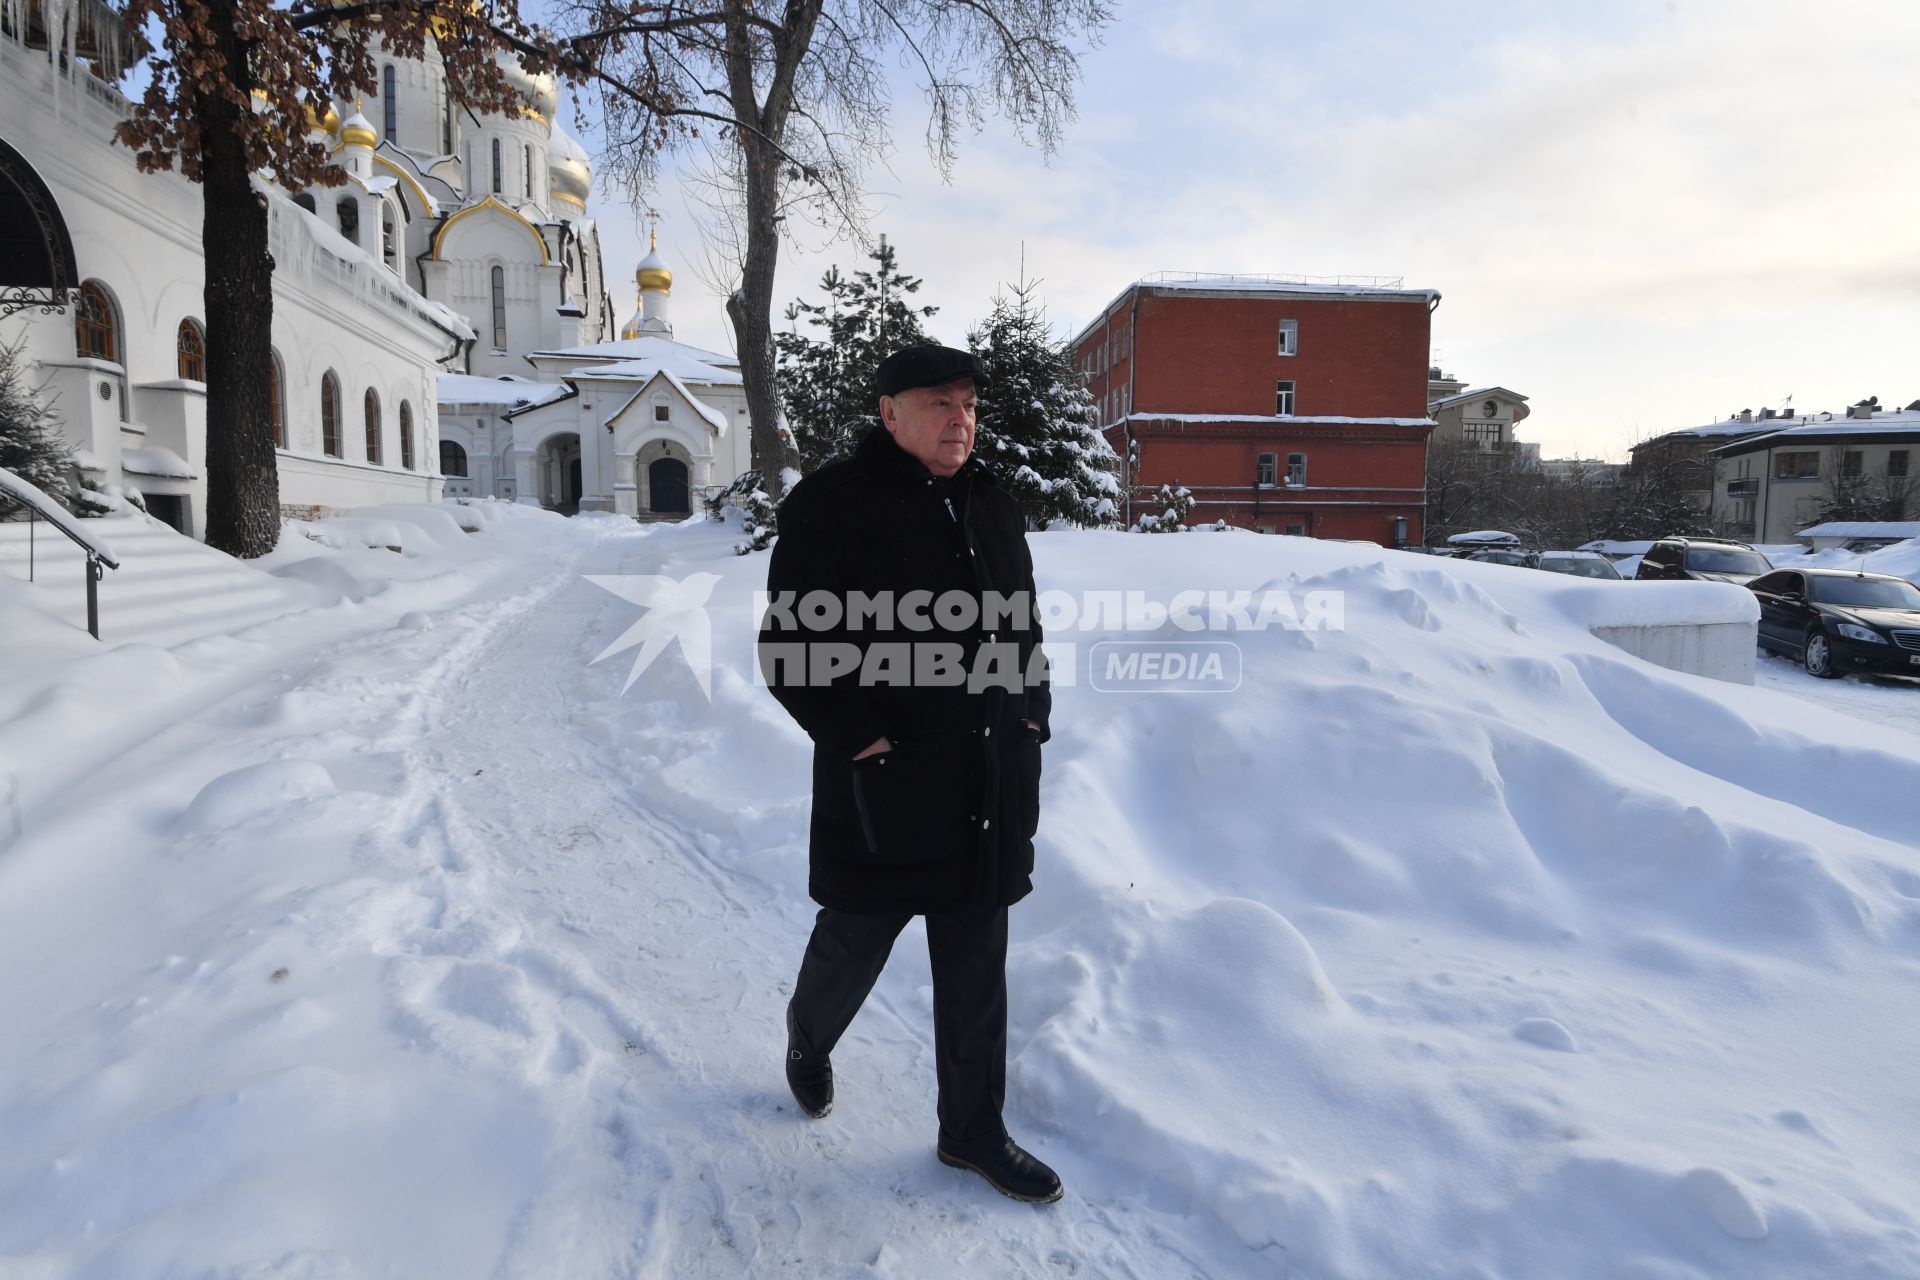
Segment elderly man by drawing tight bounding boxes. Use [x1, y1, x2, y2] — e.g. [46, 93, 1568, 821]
[757, 343, 1059, 1203]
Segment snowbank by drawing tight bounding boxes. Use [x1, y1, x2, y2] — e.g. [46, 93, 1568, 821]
[2, 516, 1917, 1277]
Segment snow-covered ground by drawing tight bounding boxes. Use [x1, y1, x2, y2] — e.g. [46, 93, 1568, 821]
[2, 507, 1918, 1279]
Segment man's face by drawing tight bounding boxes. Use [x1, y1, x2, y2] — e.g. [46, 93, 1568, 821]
[880, 378, 977, 477]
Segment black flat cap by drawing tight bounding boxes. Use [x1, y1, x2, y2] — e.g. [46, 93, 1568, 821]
[875, 344, 990, 398]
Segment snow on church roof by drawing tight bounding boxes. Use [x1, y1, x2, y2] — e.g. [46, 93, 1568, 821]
[606, 369, 730, 436]
[437, 374, 569, 407]
[529, 333, 739, 371]
[580, 353, 743, 386]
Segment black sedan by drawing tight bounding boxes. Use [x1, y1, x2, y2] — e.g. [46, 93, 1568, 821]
[1747, 568, 1920, 678]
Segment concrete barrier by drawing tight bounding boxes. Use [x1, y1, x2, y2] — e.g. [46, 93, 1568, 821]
[1589, 620, 1757, 685]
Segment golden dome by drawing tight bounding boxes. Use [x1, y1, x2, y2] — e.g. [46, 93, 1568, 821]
[547, 121, 592, 209]
[339, 104, 377, 149]
[305, 99, 341, 135]
[636, 232, 671, 293]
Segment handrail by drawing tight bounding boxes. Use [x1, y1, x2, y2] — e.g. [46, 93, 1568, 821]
[0, 465, 120, 639]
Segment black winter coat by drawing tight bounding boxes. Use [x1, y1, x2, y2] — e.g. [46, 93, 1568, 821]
[759, 424, 1051, 915]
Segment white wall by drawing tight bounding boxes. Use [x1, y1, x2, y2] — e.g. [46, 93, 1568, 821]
[0, 38, 457, 534]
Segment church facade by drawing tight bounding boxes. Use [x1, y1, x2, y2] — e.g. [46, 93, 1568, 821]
[0, 0, 645, 538]
[436, 242, 755, 519]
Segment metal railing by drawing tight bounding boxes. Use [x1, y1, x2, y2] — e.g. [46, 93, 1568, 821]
[0, 467, 120, 639]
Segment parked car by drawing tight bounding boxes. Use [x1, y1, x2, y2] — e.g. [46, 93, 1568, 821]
[1466, 548, 1537, 567]
[1634, 536, 1773, 585]
[1535, 551, 1623, 580]
[1747, 568, 1920, 678]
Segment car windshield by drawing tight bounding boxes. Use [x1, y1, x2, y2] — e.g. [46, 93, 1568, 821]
[1539, 555, 1620, 579]
[1809, 576, 1920, 609]
[1686, 547, 1771, 574]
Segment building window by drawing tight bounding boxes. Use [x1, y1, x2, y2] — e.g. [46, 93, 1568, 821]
[382, 201, 398, 268]
[1284, 519, 1306, 536]
[441, 97, 452, 154]
[364, 388, 382, 463]
[382, 64, 397, 141]
[269, 350, 286, 448]
[400, 401, 415, 470]
[1277, 318, 1297, 356]
[1286, 452, 1307, 487]
[321, 371, 341, 457]
[491, 137, 502, 194]
[293, 191, 317, 215]
[175, 318, 206, 382]
[490, 265, 507, 349]
[1275, 380, 1295, 416]
[74, 280, 118, 362]
[1465, 423, 1503, 451]
[1842, 450, 1863, 478]
[440, 439, 469, 477]
[337, 197, 359, 246]
[1889, 450, 1910, 478]
[654, 402, 670, 421]
[1256, 452, 1277, 486]
[1774, 451, 1820, 479]
[524, 143, 533, 198]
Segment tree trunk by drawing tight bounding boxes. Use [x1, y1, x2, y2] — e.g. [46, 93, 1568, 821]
[727, 128, 800, 500]
[197, 0, 281, 559]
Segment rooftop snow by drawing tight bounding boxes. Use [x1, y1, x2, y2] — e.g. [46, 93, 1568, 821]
[1795, 521, 1920, 538]
[437, 374, 569, 408]
[529, 334, 740, 368]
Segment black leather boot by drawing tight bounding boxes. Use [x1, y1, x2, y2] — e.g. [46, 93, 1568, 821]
[936, 1136, 1063, 1203]
[785, 1002, 833, 1118]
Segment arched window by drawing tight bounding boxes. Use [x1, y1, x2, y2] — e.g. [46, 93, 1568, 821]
[382, 64, 397, 141]
[490, 137, 502, 194]
[399, 401, 415, 470]
[293, 191, 317, 215]
[269, 350, 286, 449]
[175, 319, 206, 382]
[441, 96, 452, 154]
[382, 201, 398, 268]
[321, 371, 341, 457]
[74, 280, 118, 362]
[490, 265, 506, 349]
[523, 143, 532, 198]
[337, 197, 359, 246]
[440, 439, 469, 477]
[364, 388, 382, 463]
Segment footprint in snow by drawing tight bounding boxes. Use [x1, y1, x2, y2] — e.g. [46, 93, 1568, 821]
[1680, 1166, 1768, 1240]
[1513, 1017, 1578, 1052]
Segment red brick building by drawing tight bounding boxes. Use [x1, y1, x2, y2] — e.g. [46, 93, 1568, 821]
[1070, 273, 1439, 543]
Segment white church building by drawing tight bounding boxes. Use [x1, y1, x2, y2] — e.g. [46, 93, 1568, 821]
[437, 239, 755, 518]
[1, 0, 755, 538]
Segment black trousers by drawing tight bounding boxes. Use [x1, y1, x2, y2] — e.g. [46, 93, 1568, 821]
[789, 903, 1009, 1147]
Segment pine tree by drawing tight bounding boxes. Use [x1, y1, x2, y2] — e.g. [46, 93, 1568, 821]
[0, 342, 73, 518]
[967, 278, 1120, 528]
[1133, 482, 1194, 533]
[775, 236, 937, 472]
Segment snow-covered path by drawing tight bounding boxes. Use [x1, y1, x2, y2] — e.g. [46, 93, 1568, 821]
[378, 521, 1236, 1275]
[1, 516, 1222, 1278]
[8, 510, 1920, 1279]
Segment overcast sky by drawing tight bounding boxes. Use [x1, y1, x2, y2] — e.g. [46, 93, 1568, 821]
[572, 0, 1919, 462]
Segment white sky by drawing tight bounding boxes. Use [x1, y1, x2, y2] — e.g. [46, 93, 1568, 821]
[572, 0, 1920, 462]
